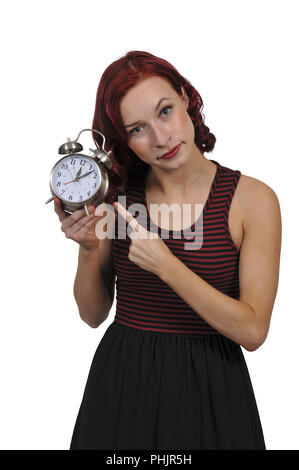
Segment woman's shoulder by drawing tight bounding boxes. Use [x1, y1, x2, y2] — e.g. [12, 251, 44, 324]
[237, 172, 279, 203]
[236, 172, 281, 228]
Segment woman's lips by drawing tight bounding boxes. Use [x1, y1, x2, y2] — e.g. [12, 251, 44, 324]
[159, 144, 181, 159]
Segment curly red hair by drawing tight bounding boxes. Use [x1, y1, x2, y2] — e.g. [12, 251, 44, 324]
[92, 50, 216, 204]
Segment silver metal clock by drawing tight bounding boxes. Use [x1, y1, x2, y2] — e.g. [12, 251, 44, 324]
[45, 128, 112, 216]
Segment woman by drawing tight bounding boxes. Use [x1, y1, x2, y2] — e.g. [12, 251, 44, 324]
[54, 50, 281, 449]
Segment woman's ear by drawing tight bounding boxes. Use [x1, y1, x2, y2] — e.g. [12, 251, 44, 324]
[180, 86, 189, 108]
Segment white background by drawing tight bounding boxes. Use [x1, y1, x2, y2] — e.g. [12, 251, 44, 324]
[0, 0, 298, 450]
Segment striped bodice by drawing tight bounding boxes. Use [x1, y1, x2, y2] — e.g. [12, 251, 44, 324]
[112, 159, 241, 337]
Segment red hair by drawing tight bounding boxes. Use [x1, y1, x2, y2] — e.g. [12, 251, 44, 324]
[92, 50, 216, 204]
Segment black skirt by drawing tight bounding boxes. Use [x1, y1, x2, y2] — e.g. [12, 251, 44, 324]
[70, 321, 266, 450]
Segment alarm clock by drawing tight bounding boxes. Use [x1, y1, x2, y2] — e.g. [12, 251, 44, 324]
[45, 128, 112, 216]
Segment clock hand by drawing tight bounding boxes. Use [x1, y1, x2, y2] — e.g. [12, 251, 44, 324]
[75, 167, 82, 180]
[77, 170, 95, 180]
[63, 167, 93, 185]
[64, 166, 82, 184]
[63, 179, 77, 185]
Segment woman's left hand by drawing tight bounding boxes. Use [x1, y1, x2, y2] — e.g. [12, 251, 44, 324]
[112, 201, 174, 277]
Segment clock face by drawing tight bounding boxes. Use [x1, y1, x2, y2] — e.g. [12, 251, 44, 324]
[51, 154, 101, 203]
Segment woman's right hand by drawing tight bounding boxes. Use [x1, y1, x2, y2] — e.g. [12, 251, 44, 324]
[54, 197, 101, 252]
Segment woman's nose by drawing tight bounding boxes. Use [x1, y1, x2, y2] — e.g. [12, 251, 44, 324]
[151, 123, 172, 147]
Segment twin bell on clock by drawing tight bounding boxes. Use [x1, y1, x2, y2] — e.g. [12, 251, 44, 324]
[45, 128, 113, 216]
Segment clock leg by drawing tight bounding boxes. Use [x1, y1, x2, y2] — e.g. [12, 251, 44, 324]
[45, 196, 55, 204]
[84, 204, 90, 217]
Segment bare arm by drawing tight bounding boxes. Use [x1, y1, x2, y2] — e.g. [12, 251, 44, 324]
[54, 198, 116, 328]
[73, 204, 117, 328]
[73, 244, 114, 328]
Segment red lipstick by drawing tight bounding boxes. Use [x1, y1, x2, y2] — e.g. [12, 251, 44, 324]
[159, 144, 181, 160]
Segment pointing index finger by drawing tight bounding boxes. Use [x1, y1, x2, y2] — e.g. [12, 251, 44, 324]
[113, 202, 147, 235]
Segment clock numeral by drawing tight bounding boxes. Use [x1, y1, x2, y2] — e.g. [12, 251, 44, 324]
[93, 174, 97, 179]
[68, 195, 73, 201]
[92, 183, 96, 188]
[57, 171, 62, 177]
[70, 159, 76, 165]
[57, 181, 61, 186]
[79, 195, 83, 201]
[61, 190, 65, 194]
[87, 191, 91, 196]
[89, 164, 93, 171]
[62, 163, 68, 169]
[80, 160, 86, 166]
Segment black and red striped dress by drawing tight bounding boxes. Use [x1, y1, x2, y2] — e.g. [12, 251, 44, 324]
[70, 159, 266, 450]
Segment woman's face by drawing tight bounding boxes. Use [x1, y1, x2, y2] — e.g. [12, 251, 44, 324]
[119, 76, 196, 169]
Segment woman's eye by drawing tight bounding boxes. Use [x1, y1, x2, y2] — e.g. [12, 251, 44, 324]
[129, 126, 142, 135]
[161, 105, 172, 116]
[128, 105, 172, 136]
